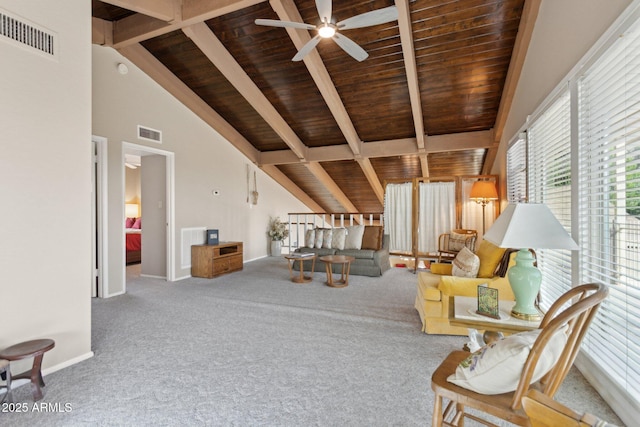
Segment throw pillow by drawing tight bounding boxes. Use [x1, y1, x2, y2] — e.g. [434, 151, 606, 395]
[331, 228, 347, 250]
[304, 229, 315, 248]
[449, 231, 470, 252]
[314, 228, 324, 249]
[447, 326, 568, 394]
[132, 218, 141, 229]
[476, 240, 507, 278]
[125, 217, 135, 228]
[452, 247, 480, 278]
[322, 228, 333, 249]
[361, 226, 383, 250]
[344, 225, 365, 250]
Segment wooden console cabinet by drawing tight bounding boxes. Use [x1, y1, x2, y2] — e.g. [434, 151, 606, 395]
[191, 242, 243, 278]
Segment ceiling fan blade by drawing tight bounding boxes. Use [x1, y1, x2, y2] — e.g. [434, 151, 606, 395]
[316, 0, 332, 23]
[255, 19, 315, 31]
[292, 35, 322, 61]
[337, 6, 398, 30]
[332, 33, 368, 62]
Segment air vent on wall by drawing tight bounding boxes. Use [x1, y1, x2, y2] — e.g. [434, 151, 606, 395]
[137, 125, 162, 143]
[0, 8, 57, 59]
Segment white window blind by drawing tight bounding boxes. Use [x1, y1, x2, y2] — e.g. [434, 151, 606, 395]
[527, 91, 573, 308]
[578, 17, 640, 402]
[506, 135, 527, 203]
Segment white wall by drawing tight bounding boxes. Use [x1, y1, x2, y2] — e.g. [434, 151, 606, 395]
[0, 0, 93, 372]
[92, 45, 309, 291]
[494, 0, 633, 184]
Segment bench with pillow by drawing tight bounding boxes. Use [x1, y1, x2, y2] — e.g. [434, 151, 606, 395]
[292, 225, 391, 277]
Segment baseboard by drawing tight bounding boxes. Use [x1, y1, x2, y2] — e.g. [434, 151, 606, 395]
[140, 274, 166, 280]
[42, 351, 94, 377]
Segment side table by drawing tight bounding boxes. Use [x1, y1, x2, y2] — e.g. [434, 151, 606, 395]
[319, 255, 356, 288]
[285, 254, 316, 283]
[0, 338, 55, 401]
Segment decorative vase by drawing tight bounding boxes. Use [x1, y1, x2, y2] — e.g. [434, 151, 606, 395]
[270, 240, 282, 257]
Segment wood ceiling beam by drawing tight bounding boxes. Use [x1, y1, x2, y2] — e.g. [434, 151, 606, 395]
[395, 0, 425, 150]
[483, 0, 541, 174]
[117, 43, 260, 163]
[92, 17, 113, 46]
[305, 162, 359, 213]
[104, 0, 266, 48]
[183, 23, 308, 160]
[260, 165, 324, 212]
[100, 0, 179, 22]
[259, 130, 494, 165]
[356, 158, 384, 203]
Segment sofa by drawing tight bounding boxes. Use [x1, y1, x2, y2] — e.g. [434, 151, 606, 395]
[414, 241, 520, 335]
[292, 225, 391, 277]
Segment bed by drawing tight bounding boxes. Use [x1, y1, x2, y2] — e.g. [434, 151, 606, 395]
[126, 217, 141, 265]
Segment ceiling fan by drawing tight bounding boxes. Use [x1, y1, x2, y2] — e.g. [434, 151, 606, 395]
[255, 0, 398, 62]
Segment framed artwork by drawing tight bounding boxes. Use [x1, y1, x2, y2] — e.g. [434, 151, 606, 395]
[476, 285, 500, 319]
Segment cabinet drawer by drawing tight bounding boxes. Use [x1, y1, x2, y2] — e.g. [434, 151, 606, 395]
[229, 254, 243, 271]
[212, 258, 231, 274]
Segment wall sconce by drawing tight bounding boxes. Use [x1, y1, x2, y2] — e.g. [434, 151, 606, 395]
[469, 180, 498, 234]
[125, 203, 139, 218]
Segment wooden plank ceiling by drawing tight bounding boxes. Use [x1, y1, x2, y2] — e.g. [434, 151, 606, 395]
[92, 0, 538, 214]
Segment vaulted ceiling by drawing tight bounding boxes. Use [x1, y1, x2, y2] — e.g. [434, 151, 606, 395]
[92, 0, 539, 214]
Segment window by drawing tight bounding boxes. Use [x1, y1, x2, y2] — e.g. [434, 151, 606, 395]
[527, 91, 573, 307]
[506, 134, 527, 203]
[578, 16, 640, 401]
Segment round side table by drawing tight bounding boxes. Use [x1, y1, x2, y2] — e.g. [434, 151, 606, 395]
[319, 255, 356, 287]
[0, 339, 55, 401]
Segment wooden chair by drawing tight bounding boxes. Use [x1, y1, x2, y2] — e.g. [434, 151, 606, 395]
[430, 283, 608, 426]
[522, 389, 617, 427]
[437, 229, 477, 262]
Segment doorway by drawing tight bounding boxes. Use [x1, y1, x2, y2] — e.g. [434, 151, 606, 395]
[122, 142, 175, 291]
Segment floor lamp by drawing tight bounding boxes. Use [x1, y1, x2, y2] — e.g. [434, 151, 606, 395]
[469, 181, 498, 235]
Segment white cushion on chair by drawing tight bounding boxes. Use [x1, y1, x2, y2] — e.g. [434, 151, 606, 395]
[449, 231, 470, 251]
[447, 326, 568, 394]
[452, 247, 480, 278]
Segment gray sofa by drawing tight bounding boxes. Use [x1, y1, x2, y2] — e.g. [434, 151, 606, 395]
[292, 234, 391, 277]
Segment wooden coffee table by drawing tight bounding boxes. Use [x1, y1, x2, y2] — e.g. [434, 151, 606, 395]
[285, 254, 316, 283]
[319, 255, 356, 288]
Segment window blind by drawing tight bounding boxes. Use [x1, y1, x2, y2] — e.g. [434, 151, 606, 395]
[527, 91, 573, 308]
[506, 135, 527, 203]
[578, 17, 640, 401]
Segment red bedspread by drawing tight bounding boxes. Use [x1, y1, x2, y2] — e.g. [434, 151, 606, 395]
[126, 232, 141, 251]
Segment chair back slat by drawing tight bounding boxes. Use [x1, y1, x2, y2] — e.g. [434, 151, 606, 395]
[510, 283, 608, 410]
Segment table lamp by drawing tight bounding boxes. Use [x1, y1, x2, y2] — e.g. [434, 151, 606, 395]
[482, 203, 579, 321]
[469, 181, 498, 234]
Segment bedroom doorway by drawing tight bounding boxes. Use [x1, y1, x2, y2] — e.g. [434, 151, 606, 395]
[122, 142, 175, 288]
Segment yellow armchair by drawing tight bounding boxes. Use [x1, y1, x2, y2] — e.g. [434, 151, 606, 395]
[414, 249, 518, 335]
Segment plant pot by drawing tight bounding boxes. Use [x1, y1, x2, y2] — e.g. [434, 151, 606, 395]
[270, 240, 282, 257]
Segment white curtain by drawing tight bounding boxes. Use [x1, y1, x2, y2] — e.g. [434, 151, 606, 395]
[418, 182, 456, 253]
[384, 182, 413, 252]
[461, 179, 496, 241]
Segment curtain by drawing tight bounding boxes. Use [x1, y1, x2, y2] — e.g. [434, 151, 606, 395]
[384, 182, 413, 252]
[418, 182, 456, 253]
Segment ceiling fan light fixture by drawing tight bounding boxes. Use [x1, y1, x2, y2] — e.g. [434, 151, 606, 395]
[318, 23, 336, 38]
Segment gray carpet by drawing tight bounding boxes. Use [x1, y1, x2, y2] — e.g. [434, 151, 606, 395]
[2, 257, 623, 426]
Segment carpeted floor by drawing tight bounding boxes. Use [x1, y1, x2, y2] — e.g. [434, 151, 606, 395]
[1, 257, 623, 426]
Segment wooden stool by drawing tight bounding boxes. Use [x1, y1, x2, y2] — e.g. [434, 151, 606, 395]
[0, 359, 11, 403]
[0, 339, 55, 401]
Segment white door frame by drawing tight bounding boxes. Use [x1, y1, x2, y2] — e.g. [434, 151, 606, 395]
[122, 142, 175, 286]
[92, 135, 109, 297]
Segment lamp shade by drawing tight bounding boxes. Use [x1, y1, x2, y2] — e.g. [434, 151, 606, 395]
[483, 203, 578, 250]
[125, 203, 139, 218]
[469, 181, 498, 201]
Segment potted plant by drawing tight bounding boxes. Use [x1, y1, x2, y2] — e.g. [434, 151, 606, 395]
[268, 216, 289, 256]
